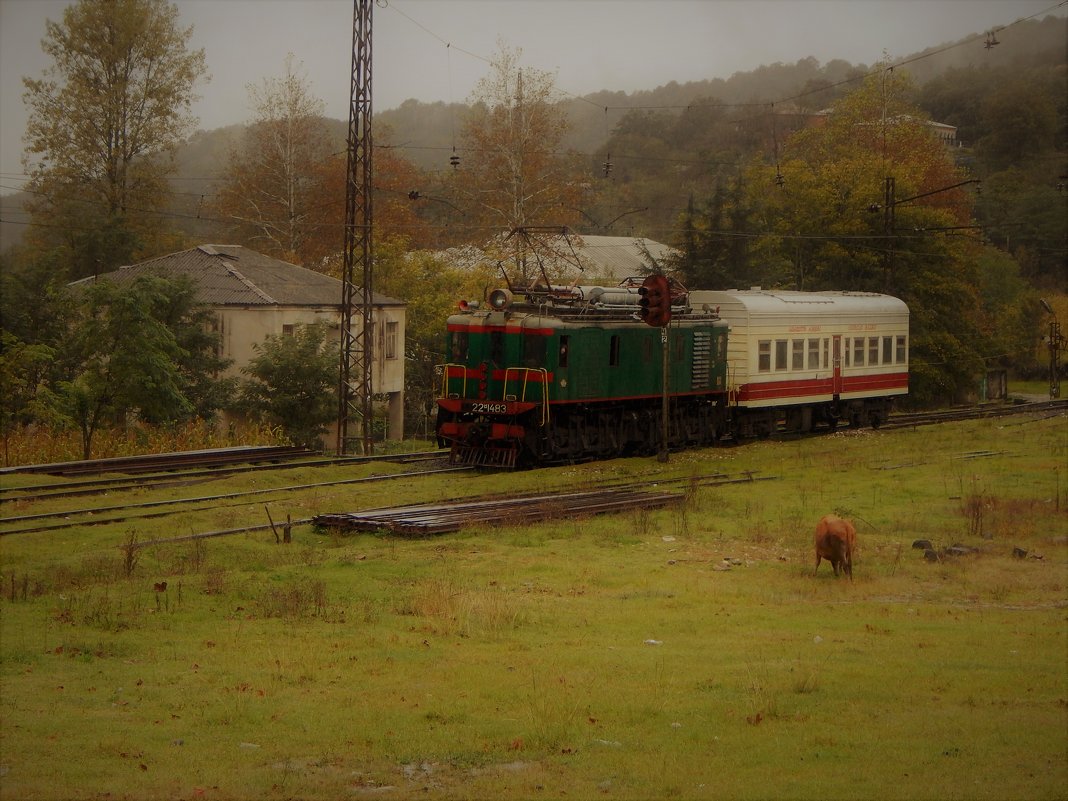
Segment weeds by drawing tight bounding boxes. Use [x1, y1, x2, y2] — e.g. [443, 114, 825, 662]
[526, 670, 582, 750]
[634, 506, 651, 537]
[399, 574, 523, 637]
[1, 419, 287, 468]
[744, 657, 779, 722]
[961, 477, 989, 539]
[119, 530, 140, 577]
[255, 578, 330, 619]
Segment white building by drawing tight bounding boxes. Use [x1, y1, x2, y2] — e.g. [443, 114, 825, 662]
[72, 244, 406, 444]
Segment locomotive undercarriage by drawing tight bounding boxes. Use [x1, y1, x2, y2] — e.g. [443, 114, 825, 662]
[439, 396, 733, 467]
[441, 394, 896, 467]
[535, 397, 732, 464]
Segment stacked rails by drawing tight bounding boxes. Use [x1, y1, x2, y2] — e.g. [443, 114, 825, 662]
[314, 487, 682, 536]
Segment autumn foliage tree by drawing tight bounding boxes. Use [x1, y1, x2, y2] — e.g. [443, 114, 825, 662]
[212, 56, 336, 267]
[21, 0, 207, 278]
[448, 45, 585, 275]
[675, 68, 1036, 404]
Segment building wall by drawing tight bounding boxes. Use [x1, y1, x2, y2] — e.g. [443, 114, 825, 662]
[214, 303, 406, 444]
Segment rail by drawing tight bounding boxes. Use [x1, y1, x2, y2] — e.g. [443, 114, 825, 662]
[502, 367, 550, 426]
[439, 363, 468, 399]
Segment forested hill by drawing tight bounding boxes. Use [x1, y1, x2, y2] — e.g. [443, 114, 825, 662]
[375, 14, 1067, 170]
[1, 15, 1064, 252]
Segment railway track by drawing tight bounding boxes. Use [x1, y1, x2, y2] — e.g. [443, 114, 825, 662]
[0, 445, 319, 477]
[1, 401, 1058, 541]
[880, 398, 1067, 429]
[0, 465, 469, 536]
[0, 448, 449, 504]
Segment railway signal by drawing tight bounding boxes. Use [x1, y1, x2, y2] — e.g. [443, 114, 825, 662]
[639, 274, 672, 327]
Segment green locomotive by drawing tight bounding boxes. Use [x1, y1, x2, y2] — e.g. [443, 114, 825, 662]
[436, 280, 729, 466]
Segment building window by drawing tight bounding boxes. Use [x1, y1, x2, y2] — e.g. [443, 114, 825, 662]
[282, 324, 295, 337]
[758, 340, 771, 372]
[384, 321, 398, 360]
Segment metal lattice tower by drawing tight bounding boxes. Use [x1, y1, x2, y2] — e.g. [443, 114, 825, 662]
[336, 0, 374, 455]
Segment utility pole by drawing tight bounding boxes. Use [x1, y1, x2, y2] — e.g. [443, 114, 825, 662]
[877, 176, 980, 293]
[336, 0, 374, 455]
[1041, 299, 1064, 399]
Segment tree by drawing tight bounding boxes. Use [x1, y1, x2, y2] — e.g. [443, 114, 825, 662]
[685, 68, 997, 404]
[21, 0, 208, 279]
[0, 333, 57, 466]
[373, 242, 496, 438]
[212, 55, 335, 266]
[450, 44, 585, 272]
[57, 275, 224, 457]
[238, 324, 338, 449]
[59, 275, 230, 458]
[977, 80, 1057, 173]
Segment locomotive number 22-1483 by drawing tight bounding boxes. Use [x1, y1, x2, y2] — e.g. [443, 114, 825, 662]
[470, 402, 509, 414]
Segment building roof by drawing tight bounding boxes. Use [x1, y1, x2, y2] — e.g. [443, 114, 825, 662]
[71, 245, 403, 308]
[434, 234, 678, 285]
[570, 235, 677, 282]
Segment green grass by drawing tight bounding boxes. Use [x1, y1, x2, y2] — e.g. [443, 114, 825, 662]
[1, 414, 1066, 800]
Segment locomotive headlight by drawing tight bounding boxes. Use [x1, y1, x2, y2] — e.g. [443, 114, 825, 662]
[488, 288, 513, 310]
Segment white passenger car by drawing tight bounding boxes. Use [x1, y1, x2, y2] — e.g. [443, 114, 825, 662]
[689, 288, 909, 435]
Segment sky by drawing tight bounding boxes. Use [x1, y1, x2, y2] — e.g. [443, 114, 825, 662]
[0, 0, 1064, 195]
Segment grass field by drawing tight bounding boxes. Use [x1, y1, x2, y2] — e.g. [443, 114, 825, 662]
[1, 413, 1066, 800]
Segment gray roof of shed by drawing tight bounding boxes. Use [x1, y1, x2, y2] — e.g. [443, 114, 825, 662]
[71, 245, 403, 308]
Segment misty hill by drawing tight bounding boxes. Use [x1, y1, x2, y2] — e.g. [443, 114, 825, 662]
[2, 15, 1064, 252]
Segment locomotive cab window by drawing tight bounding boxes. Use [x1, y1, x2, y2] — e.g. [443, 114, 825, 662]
[523, 333, 547, 367]
[609, 335, 621, 367]
[490, 331, 504, 365]
[558, 335, 570, 368]
[449, 331, 469, 363]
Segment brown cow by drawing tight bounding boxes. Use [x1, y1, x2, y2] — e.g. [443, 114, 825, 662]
[814, 514, 856, 579]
